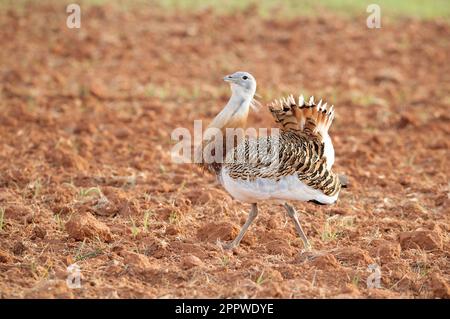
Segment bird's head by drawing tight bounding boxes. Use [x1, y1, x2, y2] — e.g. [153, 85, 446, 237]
[223, 71, 256, 99]
[207, 71, 258, 131]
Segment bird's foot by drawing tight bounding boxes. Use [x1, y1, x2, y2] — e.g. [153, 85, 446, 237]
[298, 248, 331, 262]
[221, 240, 238, 250]
[298, 238, 313, 252]
[302, 242, 313, 252]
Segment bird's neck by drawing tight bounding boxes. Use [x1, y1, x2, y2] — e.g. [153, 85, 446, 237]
[198, 90, 254, 175]
[208, 91, 253, 132]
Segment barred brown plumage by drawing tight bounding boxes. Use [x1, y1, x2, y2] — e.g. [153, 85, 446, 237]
[197, 71, 345, 251]
[224, 131, 341, 197]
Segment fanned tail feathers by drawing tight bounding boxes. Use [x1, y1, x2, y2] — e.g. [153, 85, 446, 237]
[269, 95, 335, 139]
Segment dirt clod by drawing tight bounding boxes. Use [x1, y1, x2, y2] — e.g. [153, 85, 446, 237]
[399, 230, 442, 251]
[429, 273, 450, 299]
[0, 249, 13, 263]
[12, 241, 26, 256]
[65, 212, 112, 242]
[334, 247, 374, 267]
[120, 251, 167, 283]
[31, 225, 47, 240]
[23, 280, 74, 299]
[4, 204, 33, 222]
[197, 222, 238, 243]
[369, 239, 401, 264]
[181, 255, 203, 269]
[309, 253, 341, 270]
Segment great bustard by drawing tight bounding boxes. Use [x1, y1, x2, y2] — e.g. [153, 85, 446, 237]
[197, 71, 344, 250]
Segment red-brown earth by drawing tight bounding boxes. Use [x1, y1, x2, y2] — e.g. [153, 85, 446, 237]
[0, 3, 449, 298]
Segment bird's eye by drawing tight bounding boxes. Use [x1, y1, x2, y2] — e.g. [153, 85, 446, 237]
[242, 76, 248, 80]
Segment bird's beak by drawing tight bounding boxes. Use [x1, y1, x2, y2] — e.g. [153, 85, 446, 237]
[223, 75, 234, 83]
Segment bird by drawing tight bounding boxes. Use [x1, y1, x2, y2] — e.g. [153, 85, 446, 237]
[197, 71, 344, 251]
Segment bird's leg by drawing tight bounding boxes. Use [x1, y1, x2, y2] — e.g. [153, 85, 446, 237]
[222, 203, 258, 250]
[283, 203, 312, 251]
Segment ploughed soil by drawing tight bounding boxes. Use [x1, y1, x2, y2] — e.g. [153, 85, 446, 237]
[0, 3, 449, 298]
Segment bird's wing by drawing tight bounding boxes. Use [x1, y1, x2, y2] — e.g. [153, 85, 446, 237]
[224, 132, 341, 197]
[268, 95, 335, 142]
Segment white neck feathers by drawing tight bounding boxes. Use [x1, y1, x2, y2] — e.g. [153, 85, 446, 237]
[208, 85, 254, 131]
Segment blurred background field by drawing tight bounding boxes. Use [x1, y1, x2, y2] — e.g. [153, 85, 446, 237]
[1, 0, 450, 19]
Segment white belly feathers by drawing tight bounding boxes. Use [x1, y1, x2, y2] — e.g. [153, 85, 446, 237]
[220, 168, 338, 205]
